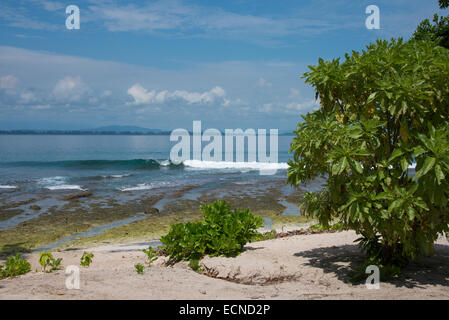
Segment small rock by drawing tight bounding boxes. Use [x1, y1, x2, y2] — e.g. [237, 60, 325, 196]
[29, 205, 41, 211]
[144, 206, 159, 215]
[61, 191, 93, 201]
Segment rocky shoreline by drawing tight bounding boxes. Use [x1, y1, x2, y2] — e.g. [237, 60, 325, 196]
[0, 178, 312, 257]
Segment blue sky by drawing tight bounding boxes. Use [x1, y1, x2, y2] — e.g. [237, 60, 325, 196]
[0, 0, 445, 130]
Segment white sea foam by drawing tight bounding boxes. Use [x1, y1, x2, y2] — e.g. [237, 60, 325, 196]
[102, 174, 131, 179]
[0, 185, 17, 189]
[38, 176, 67, 185]
[183, 160, 289, 170]
[159, 160, 171, 166]
[119, 181, 175, 192]
[38, 176, 85, 190]
[119, 183, 156, 192]
[46, 185, 86, 191]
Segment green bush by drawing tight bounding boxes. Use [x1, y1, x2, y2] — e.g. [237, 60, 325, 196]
[134, 263, 145, 274]
[160, 200, 263, 261]
[38, 251, 62, 272]
[288, 38, 449, 271]
[413, 1, 448, 49]
[0, 254, 31, 279]
[80, 252, 94, 267]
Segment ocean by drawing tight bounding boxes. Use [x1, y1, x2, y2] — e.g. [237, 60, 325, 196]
[0, 134, 293, 194]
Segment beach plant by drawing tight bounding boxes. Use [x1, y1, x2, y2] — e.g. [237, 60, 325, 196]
[288, 38, 449, 276]
[142, 247, 158, 266]
[135, 263, 145, 274]
[160, 200, 263, 261]
[253, 229, 277, 241]
[80, 252, 94, 267]
[0, 254, 31, 279]
[188, 259, 202, 273]
[38, 251, 62, 272]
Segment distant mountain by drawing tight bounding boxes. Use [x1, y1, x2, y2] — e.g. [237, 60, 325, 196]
[90, 125, 163, 133]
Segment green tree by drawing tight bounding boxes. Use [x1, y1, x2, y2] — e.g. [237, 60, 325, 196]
[413, 1, 449, 48]
[287, 38, 449, 270]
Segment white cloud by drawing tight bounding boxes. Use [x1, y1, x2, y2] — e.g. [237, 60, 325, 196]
[39, 1, 65, 12]
[31, 104, 50, 110]
[284, 99, 319, 113]
[0, 75, 18, 89]
[52, 76, 87, 101]
[259, 99, 319, 115]
[20, 91, 36, 103]
[126, 83, 155, 105]
[85, 0, 343, 44]
[257, 77, 272, 88]
[127, 84, 227, 106]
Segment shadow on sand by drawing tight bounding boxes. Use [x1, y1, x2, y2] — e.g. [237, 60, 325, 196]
[294, 243, 449, 288]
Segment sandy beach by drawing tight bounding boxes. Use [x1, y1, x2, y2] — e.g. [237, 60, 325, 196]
[1, 230, 448, 300]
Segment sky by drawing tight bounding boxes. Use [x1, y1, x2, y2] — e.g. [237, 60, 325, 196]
[0, 0, 445, 131]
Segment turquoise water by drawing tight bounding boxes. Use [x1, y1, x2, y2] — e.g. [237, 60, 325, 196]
[0, 134, 293, 195]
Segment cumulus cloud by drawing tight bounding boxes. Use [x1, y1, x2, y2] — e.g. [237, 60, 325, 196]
[259, 99, 319, 115]
[127, 84, 227, 106]
[52, 76, 87, 101]
[0, 75, 18, 89]
[284, 99, 320, 113]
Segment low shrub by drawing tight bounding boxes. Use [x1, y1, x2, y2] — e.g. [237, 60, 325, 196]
[80, 252, 94, 267]
[135, 263, 145, 274]
[160, 200, 263, 261]
[0, 254, 31, 279]
[38, 251, 62, 272]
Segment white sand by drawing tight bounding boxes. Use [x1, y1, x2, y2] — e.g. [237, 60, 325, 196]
[1, 230, 448, 299]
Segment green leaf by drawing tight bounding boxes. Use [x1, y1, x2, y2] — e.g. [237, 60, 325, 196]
[352, 160, 363, 174]
[332, 158, 344, 176]
[435, 164, 445, 184]
[414, 157, 436, 181]
[406, 207, 416, 221]
[388, 199, 403, 213]
[367, 92, 377, 103]
[388, 149, 404, 162]
[413, 146, 426, 157]
[400, 158, 409, 172]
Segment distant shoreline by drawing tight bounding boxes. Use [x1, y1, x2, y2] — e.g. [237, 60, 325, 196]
[0, 131, 295, 136]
